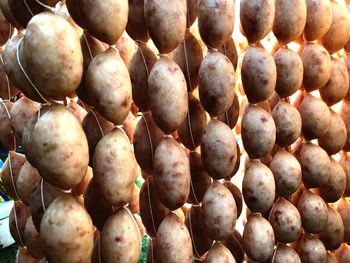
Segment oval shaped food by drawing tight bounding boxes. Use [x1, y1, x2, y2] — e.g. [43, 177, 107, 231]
[185, 205, 213, 258]
[298, 94, 330, 140]
[126, 0, 149, 42]
[341, 100, 350, 151]
[340, 153, 350, 197]
[271, 244, 301, 263]
[224, 182, 243, 218]
[133, 112, 163, 174]
[319, 158, 346, 203]
[1, 151, 26, 200]
[4, 33, 44, 102]
[198, 50, 235, 116]
[241, 46, 276, 104]
[201, 119, 236, 180]
[337, 198, 350, 243]
[270, 150, 301, 197]
[29, 105, 89, 189]
[87, 48, 132, 125]
[24, 217, 44, 259]
[9, 201, 30, 246]
[345, 55, 350, 100]
[269, 198, 302, 243]
[93, 128, 137, 207]
[128, 42, 157, 112]
[40, 195, 94, 263]
[82, 109, 114, 164]
[197, 0, 234, 48]
[304, 0, 332, 41]
[202, 181, 237, 240]
[173, 31, 203, 92]
[144, 0, 186, 53]
[177, 95, 207, 151]
[218, 37, 238, 71]
[148, 55, 188, 134]
[204, 242, 235, 263]
[274, 48, 303, 98]
[76, 32, 106, 105]
[241, 105, 276, 159]
[301, 43, 332, 92]
[74, 0, 128, 44]
[297, 235, 327, 263]
[272, 101, 301, 147]
[319, 110, 347, 155]
[22, 12, 83, 99]
[320, 58, 349, 106]
[217, 94, 239, 129]
[153, 137, 190, 210]
[16, 161, 41, 206]
[10, 97, 40, 143]
[0, 9, 12, 46]
[188, 151, 211, 205]
[240, 0, 275, 44]
[100, 207, 141, 263]
[297, 189, 328, 234]
[139, 177, 170, 238]
[84, 179, 113, 231]
[243, 160, 275, 213]
[273, 0, 306, 44]
[30, 180, 65, 232]
[319, 206, 344, 251]
[299, 142, 330, 188]
[243, 214, 275, 262]
[222, 230, 245, 263]
[0, 100, 15, 151]
[321, 1, 350, 55]
[0, 49, 18, 101]
[156, 213, 193, 263]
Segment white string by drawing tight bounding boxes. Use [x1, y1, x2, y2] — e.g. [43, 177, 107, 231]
[142, 113, 154, 163]
[136, 41, 150, 78]
[82, 32, 94, 61]
[16, 38, 50, 104]
[40, 179, 46, 212]
[190, 176, 200, 205]
[13, 203, 24, 246]
[183, 36, 193, 92]
[150, 237, 154, 263]
[186, 110, 196, 150]
[110, 45, 120, 56]
[188, 206, 201, 258]
[0, 54, 11, 99]
[33, 0, 55, 12]
[90, 110, 104, 137]
[0, 99, 17, 148]
[23, 0, 34, 16]
[225, 111, 230, 127]
[123, 206, 142, 246]
[146, 177, 157, 235]
[271, 243, 279, 263]
[8, 154, 19, 200]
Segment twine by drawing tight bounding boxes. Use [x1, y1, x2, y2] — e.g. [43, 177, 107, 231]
[13, 203, 24, 246]
[90, 109, 104, 137]
[142, 113, 154, 163]
[0, 99, 17, 149]
[188, 206, 201, 258]
[40, 179, 46, 212]
[146, 177, 157, 236]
